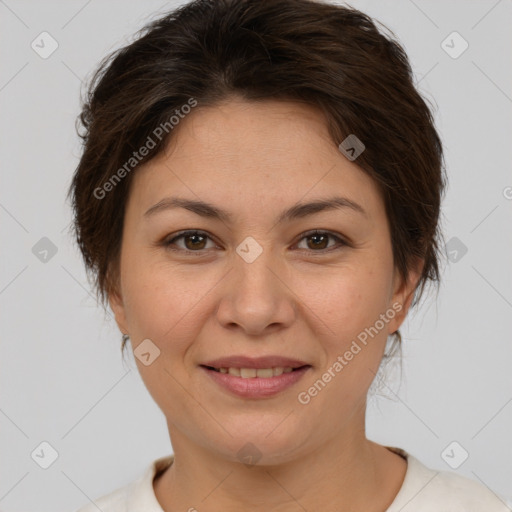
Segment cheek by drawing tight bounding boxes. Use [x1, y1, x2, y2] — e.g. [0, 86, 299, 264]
[297, 264, 392, 340]
[121, 262, 204, 414]
[121, 259, 215, 353]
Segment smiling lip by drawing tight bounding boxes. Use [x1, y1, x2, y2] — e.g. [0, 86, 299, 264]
[200, 355, 311, 399]
[201, 355, 309, 369]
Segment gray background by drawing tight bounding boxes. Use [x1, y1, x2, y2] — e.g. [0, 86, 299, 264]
[1, 0, 511, 510]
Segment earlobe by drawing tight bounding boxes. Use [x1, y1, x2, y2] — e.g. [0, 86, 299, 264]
[389, 257, 424, 333]
[108, 287, 129, 335]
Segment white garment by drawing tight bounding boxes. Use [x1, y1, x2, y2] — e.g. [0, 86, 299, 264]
[74, 447, 512, 511]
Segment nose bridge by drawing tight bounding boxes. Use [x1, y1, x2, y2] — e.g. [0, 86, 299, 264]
[234, 235, 281, 299]
[216, 235, 295, 334]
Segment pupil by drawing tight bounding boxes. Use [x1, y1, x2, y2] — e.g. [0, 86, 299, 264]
[309, 234, 327, 249]
[187, 234, 205, 250]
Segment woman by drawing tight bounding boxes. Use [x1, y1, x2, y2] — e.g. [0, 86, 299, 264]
[69, 0, 510, 510]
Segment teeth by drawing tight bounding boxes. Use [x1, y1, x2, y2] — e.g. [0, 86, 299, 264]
[255, 368, 273, 378]
[219, 367, 295, 378]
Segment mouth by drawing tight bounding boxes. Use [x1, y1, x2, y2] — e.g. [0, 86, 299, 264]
[201, 364, 310, 378]
[200, 363, 312, 398]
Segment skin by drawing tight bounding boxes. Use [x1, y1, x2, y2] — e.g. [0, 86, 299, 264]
[109, 97, 423, 511]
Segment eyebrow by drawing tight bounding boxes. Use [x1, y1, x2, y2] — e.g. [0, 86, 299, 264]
[143, 195, 367, 223]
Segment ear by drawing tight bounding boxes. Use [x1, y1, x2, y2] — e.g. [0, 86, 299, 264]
[108, 284, 129, 336]
[387, 257, 424, 334]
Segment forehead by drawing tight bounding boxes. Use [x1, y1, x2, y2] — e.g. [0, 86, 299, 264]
[126, 99, 382, 222]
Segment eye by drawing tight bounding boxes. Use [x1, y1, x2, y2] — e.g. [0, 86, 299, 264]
[163, 230, 217, 253]
[163, 229, 347, 254]
[295, 230, 347, 253]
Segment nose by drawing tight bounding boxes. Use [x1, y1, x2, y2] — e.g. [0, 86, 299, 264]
[215, 246, 297, 337]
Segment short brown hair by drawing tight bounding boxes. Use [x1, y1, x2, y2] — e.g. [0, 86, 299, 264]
[67, 0, 447, 352]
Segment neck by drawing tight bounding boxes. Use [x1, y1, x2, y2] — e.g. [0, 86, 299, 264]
[154, 418, 406, 512]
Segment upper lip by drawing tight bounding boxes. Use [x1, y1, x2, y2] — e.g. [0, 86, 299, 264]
[201, 356, 310, 369]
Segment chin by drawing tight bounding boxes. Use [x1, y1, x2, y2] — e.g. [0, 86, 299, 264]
[210, 423, 308, 466]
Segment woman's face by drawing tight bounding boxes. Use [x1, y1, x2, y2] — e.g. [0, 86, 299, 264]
[110, 98, 420, 464]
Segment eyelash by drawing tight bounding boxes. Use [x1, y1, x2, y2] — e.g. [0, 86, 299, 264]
[162, 229, 348, 255]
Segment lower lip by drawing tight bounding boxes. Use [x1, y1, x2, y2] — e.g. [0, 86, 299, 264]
[201, 366, 311, 398]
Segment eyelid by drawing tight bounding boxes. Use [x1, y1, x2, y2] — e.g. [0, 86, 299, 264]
[294, 229, 348, 253]
[163, 230, 219, 253]
[163, 229, 348, 254]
